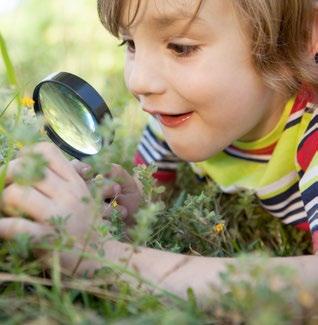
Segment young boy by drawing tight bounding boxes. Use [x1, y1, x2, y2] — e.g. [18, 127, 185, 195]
[101, 0, 318, 250]
[0, 0, 318, 302]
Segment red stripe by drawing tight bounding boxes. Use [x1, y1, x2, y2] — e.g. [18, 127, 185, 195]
[134, 152, 147, 166]
[134, 152, 177, 183]
[153, 170, 177, 182]
[297, 129, 318, 171]
[295, 221, 310, 232]
[291, 87, 312, 114]
[230, 142, 277, 155]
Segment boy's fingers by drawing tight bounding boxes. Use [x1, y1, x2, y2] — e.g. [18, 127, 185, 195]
[88, 177, 121, 199]
[107, 164, 131, 181]
[102, 183, 121, 199]
[19, 142, 79, 182]
[3, 157, 64, 190]
[0, 217, 52, 241]
[70, 159, 92, 180]
[4, 158, 88, 202]
[1, 157, 29, 186]
[106, 164, 138, 193]
[1, 183, 57, 223]
[31, 168, 68, 198]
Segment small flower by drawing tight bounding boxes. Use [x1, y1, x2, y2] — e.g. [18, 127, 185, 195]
[93, 174, 104, 186]
[214, 223, 224, 234]
[111, 199, 118, 208]
[21, 96, 35, 108]
[94, 174, 104, 181]
[298, 290, 315, 308]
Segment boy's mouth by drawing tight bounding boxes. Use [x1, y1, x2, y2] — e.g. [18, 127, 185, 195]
[143, 109, 194, 127]
[156, 112, 193, 127]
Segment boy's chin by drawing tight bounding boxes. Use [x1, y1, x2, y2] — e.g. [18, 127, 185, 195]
[170, 145, 221, 163]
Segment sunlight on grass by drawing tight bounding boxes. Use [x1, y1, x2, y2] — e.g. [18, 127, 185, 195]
[0, 0, 148, 160]
[0, 0, 146, 133]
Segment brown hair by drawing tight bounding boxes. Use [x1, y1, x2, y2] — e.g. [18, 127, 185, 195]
[97, 0, 318, 96]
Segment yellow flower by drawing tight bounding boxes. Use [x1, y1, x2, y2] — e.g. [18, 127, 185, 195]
[214, 223, 224, 234]
[111, 199, 118, 208]
[94, 174, 104, 181]
[21, 96, 35, 108]
[298, 290, 315, 308]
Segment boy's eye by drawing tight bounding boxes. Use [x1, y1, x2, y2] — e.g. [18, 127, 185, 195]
[118, 40, 135, 53]
[167, 43, 200, 57]
[118, 40, 200, 58]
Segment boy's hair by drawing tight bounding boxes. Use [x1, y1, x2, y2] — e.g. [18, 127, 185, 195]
[98, 0, 318, 96]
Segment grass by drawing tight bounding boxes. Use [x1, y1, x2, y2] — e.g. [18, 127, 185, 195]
[0, 1, 317, 324]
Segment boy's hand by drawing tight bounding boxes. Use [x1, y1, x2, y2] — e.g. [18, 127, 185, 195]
[71, 160, 143, 226]
[0, 142, 102, 273]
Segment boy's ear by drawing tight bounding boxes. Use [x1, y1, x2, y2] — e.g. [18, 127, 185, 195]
[312, 1, 318, 54]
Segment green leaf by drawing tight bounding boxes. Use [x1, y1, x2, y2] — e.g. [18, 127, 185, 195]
[0, 32, 18, 87]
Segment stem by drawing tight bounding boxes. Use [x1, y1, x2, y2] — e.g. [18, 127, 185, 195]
[0, 32, 21, 107]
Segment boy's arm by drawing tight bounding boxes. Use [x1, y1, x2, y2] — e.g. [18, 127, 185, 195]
[1, 213, 317, 306]
[80, 240, 318, 304]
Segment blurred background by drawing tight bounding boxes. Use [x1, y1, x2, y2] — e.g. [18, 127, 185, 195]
[0, 0, 146, 138]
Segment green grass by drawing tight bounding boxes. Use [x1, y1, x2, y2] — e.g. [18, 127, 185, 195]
[0, 1, 317, 324]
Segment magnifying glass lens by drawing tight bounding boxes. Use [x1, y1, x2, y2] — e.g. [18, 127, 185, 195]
[39, 82, 102, 155]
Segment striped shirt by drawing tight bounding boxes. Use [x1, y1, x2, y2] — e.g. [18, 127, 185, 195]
[134, 88, 318, 253]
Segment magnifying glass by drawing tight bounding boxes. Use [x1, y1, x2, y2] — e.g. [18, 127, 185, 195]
[32, 72, 112, 160]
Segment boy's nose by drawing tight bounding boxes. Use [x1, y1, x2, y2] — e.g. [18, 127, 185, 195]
[125, 52, 165, 98]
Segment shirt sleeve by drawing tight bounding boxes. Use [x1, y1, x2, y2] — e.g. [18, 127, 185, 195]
[134, 116, 182, 183]
[297, 110, 318, 253]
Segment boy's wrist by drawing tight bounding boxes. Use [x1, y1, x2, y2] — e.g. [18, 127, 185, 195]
[62, 240, 126, 277]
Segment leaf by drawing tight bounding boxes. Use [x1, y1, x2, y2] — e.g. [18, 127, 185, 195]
[0, 32, 18, 87]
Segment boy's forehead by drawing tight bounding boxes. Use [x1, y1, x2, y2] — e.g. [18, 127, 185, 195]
[118, 0, 234, 34]
[119, 0, 209, 32]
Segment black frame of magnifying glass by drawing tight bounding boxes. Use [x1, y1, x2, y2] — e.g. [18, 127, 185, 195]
[33, 72, 112, 160]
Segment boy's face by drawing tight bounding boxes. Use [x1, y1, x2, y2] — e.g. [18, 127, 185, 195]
[120, 0, 286, 162]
